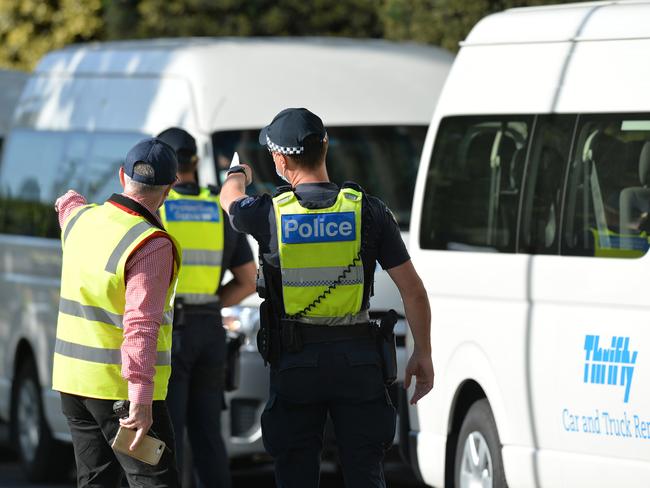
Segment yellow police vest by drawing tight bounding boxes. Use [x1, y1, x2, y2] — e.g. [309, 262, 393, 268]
[160, 188, 224, 304]
[272, 187, 366, 325]
[591, 228, 650, 258]
[52, 201, 180, 400]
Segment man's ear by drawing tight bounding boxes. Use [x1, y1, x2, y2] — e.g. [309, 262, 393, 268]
[119, 167, 125, 189]
[277, 153, 289, 170]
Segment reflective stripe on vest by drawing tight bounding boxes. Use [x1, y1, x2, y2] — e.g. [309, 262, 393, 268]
[53, 201, 180, 401]
[273, 187, 364, 322]
[591, 228, 650, 258]
[160, 188, 224, 299]
[58, 297, 174, 329]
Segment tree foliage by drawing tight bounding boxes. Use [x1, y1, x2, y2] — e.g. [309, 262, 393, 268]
[0, 0, 103, 70]
[105, 0, 382, 39]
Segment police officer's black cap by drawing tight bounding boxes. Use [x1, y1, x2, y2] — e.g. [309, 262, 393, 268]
[259, 108, 327, 155]
[124, 137, 178, 186]
[156, 127, 197, 166]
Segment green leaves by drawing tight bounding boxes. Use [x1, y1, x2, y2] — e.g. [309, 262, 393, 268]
[0, 0, 102, 70]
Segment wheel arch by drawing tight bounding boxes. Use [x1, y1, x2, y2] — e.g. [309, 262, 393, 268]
[439, 342, 510, 487]
[12, 339, 38, 395]
[445, 379, 487, 487]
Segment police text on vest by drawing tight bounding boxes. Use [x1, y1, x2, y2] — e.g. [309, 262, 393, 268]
[281, 212, 356, 244]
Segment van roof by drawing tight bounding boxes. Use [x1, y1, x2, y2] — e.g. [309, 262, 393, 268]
[30, 37, 453, 131]
[463, 1, 650, 46]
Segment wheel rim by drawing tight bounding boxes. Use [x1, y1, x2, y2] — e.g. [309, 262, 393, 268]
[459, 431, 493, 488]
[17, 378, 40, 463]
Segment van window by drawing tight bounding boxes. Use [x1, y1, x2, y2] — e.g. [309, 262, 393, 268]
[212, 126, 427, 229]
[563, 114, 650, 258]
[0, 130, 144, 238]
[519, 115, 575, 254]
[420, 116, 532, 252]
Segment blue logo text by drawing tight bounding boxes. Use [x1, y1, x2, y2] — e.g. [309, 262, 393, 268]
[584, 335, 637, 403]
[164, 200, 220, 222]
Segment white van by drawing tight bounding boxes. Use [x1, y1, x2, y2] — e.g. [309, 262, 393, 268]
[407, 2, 650, 488]
[0, 69, 27, 149]
[0, 37, 453, 480]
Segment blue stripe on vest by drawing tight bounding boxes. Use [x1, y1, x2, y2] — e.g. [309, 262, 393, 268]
[164, 200, 220, 222]
[281, 212, 356, 244]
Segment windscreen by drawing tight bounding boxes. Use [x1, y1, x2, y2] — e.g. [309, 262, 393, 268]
[0, 129, 145, 238]
[212, 126, 427, 228]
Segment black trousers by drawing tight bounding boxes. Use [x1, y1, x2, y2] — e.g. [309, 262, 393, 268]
[166, 310, 231, 488]
[60, 392, 179, 488]
[261, 337, 397, 488]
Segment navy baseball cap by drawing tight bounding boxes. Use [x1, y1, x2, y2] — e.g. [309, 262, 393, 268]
[259, 108, 327, 155]
[156, 127, 197, 166]
[124, 138, 178, 185]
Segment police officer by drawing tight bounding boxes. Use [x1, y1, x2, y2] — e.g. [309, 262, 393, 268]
[220, 108, 434, 488]
[157, 128, 256, 488]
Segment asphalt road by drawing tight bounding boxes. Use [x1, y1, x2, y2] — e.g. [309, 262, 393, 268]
[0, 443, 429, 487]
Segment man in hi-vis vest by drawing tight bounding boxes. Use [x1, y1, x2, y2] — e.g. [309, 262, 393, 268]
[53, 138, 181, 488]
[157, 127, 256, 488]
[220, 108, 434, 488]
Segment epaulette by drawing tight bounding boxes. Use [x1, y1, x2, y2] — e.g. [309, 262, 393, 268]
[341, 181, 365, 193]
[207, 184, 220, 195]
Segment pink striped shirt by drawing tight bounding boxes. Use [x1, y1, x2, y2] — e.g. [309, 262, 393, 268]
[55, 190, 173, 405]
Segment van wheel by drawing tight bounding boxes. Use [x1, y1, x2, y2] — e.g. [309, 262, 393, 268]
[454, 399, 507, 488]
[10, 359, 72, 482]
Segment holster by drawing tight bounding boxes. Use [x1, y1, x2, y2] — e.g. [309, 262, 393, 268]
[257, 300, 280, 367]
[224, 334, 245, 392]
[376, 309, 398, 386]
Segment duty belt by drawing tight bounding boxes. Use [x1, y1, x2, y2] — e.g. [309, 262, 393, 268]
[280, 323, 374, 351]
[300, 324, 374, 344]
[177, 293, 221, 306]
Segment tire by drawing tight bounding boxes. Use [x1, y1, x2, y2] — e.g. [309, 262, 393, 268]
[10, 359, 72, 482]
[454, 399, 508, 488]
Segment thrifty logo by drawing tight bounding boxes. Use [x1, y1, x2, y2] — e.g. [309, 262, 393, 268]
[164, 200, 220, 222]
[584, 335, 637, 403]
[281, 212, 355, 244]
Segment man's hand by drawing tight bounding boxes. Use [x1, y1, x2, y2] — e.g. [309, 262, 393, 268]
[404, 349, 434, 405]
[221, 163, 254, 214]
[119, 402, 153, 451]
[234, 163, 253, 186]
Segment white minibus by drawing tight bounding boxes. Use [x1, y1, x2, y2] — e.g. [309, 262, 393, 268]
[408, 2, 650, 487]
[0, 69, 26, 149]
[0, 37, 453, 480]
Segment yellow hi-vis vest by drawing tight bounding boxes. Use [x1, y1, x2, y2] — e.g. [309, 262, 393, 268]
[591, 228, 650, 258]
[52, 201, 180, 400]
[160, 188, 224, 304]
[272, 187, 367, 325]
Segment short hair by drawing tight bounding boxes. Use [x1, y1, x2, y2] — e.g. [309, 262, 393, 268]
[286, 135, 327, 169]
[133, 162, 155, 179]
[124, 164, 169, 196]
[177, 150, 198, 173]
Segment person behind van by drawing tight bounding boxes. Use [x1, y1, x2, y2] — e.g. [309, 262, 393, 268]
[220, 108, 434, 488]
[157, 127, 256, 488]
[52, 138, 181, 487]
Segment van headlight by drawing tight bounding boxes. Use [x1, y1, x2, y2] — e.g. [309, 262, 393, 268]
[221, 306, 260, 347]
